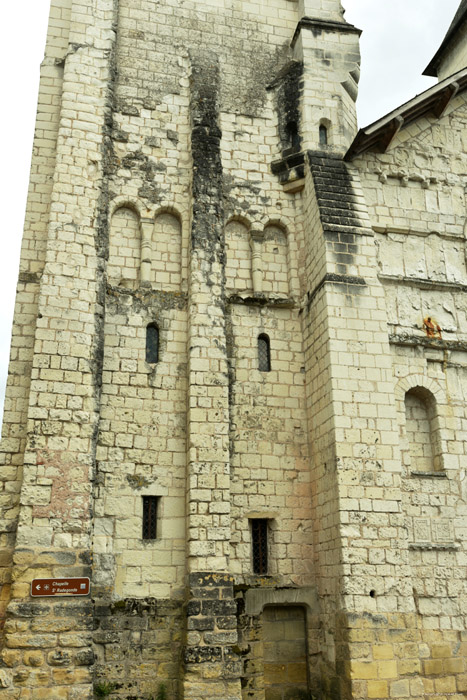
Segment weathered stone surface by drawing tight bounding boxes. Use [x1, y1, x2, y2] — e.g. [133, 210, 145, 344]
[1, 1, 467, 699]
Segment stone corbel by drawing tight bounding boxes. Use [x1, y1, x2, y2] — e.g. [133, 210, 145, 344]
[374, 168, 439, 189]
[375, 115, 404, 153]
[398, 169, 409, 187]
[432, 81, 459, 118]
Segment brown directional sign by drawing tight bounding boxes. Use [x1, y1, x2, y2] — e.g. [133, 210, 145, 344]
[31, 577, 90, 597]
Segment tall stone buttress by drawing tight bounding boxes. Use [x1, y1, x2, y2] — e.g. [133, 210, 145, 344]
[1, 0, 466, 699]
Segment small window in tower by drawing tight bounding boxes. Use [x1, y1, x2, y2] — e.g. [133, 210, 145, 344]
[146, 323, 159, 363]
[251, 518, 268, 575]
[319, 124, 328, 146]
[142, 496, 159, 540]
[258, 334, 271, 372]
[286, 120, 300, 149]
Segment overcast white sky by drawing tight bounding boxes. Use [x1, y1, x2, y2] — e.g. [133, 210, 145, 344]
[0, 0, 461, 428]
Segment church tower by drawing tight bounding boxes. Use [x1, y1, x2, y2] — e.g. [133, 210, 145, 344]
[1, 1, 466, 699]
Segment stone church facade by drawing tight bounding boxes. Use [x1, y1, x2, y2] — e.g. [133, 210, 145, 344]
[0, 0, 466, 698]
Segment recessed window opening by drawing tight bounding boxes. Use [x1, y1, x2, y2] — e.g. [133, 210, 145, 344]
[258, 334, 271, 372]
[251, 518, 268, 575]
[286, 120, 300, 149]
[404, 387, 440, 471]
[146, 323, 159, 363]
[142, 496, 159, 540]
[319, 124, 328, 146]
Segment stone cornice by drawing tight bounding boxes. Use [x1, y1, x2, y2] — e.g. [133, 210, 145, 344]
[291, 17, 361, 48]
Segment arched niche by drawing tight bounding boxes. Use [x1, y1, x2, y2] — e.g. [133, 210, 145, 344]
[404, 386, 441, 472]
[262, 223, 289, 297]
[108, 205, 141, 288]
[225, 219, 252, 293]
[151, 211, 182, 290]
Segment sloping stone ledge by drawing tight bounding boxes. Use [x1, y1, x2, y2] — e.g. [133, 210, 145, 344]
[409, 542, 460, 551]
[389, 333, 467, 352]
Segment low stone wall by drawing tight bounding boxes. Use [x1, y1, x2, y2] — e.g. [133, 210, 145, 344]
[93, 598, 184, 700]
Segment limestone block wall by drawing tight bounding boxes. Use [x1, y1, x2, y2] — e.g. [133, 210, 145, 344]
[0, 0, 72, 631]
[93, 598, 184, 699]
[297, 153, 421, 699]
[1, 0, 119, 696]
[87, 0, 318, 697]
[94, 289, 187, 600]
[351, 95, 467, 700]
[2, 0, 466, 698]
[219, 106, 313, 587]
[228, 303, 313, 583]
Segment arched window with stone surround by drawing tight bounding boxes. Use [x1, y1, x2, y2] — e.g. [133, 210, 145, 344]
[258, 334, 271, 372]
[146, 323, 159, 364]
[404, 386, 440, 472]
[319, 123, 328, 145]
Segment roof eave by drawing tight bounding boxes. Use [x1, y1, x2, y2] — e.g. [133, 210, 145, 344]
[345, 67, 467, 161]
[424, 54, 442, 79]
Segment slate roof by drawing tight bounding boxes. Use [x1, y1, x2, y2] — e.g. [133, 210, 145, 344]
[424, 0, 467, 76]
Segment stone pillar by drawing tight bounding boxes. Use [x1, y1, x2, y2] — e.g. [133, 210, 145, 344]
[183, 52, 241, 700]
[140, 219, 153, 285]
[184, 574, 241, 700]
[2, 1, 117, 698]
[250, 230, 263, 295]
[301, 152, 411, 698]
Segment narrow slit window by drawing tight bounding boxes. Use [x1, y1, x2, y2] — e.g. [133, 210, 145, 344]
[146, 323, 159, 363]
[251, 519, 268, 575]
[258, 334, 271, 372]
[286, 120, 300, 149]
[319, 124, 328, 145]
[142, 496, 159, 540]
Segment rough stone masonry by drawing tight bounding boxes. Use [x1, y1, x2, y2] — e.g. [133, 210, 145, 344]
[0, 0, 466, 698]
